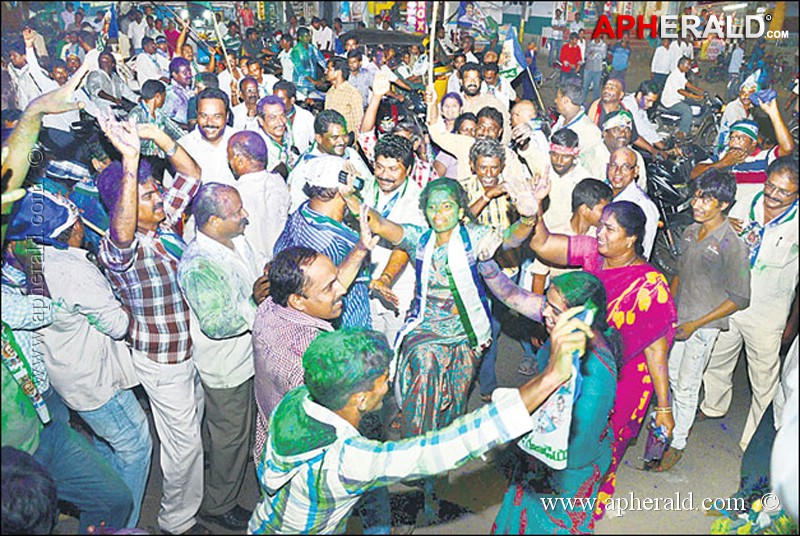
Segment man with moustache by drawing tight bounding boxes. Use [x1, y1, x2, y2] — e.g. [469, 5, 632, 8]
[542, 128, 591, 229]
[273, 80, 315, 154]
[287, 110, 372, 212]
[179, 88, 240, 186]
[459, 62, 511, 143]
[232, 77, 261, 131]
[701, 157, 799, 451]
[95, 115, 206, 535]
[606, 146, 659, 258]
[251, 237, 377, 461]
[177, 184, 265, 531]
[595, 110, 648, 190]
[255, 95, 295, 175]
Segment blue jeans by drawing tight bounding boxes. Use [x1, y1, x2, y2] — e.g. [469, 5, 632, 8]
[479, 298, 504, 397]
[653, 73, 668, 93]
[666, 100, 694, 133]
[583, 69, 602, 103]
[79, 389, 153, 528]
[34, 419, 133, 533]
[548, 39, 563, 66]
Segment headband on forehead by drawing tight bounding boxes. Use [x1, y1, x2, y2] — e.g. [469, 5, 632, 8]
[730, 120, 759, 141]
[602, 110, 633, 131]
[549, 142, 580, 156]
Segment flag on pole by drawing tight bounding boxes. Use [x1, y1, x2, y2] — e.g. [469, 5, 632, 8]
[499, 26, 526, 81]
[107, 4, 118, 39]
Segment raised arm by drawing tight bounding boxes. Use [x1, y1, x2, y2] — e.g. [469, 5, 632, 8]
[478, 260, 543, 321]
[2, 65, 88, 212]
[98, 116, 142, 248]
[528, 213, 570, 266]
[340, 183, 406, 245]
[361, 72, 391, 133]
[337, 205, 381, 289]
[760, 97, 796, 157]
[136, 122, 201, 178]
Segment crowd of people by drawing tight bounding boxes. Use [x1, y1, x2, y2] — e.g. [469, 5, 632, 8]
[1, 3, 798, 535]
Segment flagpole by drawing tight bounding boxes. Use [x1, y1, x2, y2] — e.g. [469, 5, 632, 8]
[427, 1, 439, 124]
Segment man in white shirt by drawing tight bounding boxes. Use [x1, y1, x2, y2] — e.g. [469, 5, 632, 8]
[61, 3, 76, 31]
[178, 183, 263, 532]
[460, 35, 480, 64]
[179, 88, 239, 186]
[232, 77, 261, 132]
[481, 62, 517, 105]
[136, 38, 168, 87]
[551, 82, 607, 178]
[622, 80, 666, 148]
[607, 147, 659, 258]
[247, 58, 279, 98]
[668, 38, 683, 72]
[227, 131, 291, 261]
[542, 128, 591, 229]
[680, 37, 694, 60]
[127, 9, 148, 54]
[274, 80, 315, 154]
[8, 191, 152, 528]
[344, 134, 427, 343]
[447, 53, 466, 95]
[312, 18, 334, 54]
[278, 34, 294, 83]
[661, 56, 706, 136]
[651, 38, 672, 91]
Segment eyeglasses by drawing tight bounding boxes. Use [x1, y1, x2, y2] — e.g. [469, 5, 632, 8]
[607, 163, 635, 173]
[764, 181, 798, 199]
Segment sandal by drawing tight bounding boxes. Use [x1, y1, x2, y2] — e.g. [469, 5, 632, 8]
[517, 356, 538, 376]
[654, 446, 683, 472]
[480, 393, 493, 403]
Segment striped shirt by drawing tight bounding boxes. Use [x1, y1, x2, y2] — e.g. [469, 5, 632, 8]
[98, 173, 201, 364]
[249, 387, 534, 534]
[702, 145, 779, 203]
[273, 202, 372, 329]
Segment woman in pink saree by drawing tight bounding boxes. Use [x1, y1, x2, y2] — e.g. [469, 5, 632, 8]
[528, 200, 677, 519]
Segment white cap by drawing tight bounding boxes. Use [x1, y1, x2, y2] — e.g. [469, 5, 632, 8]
[303, 154, 346, 189]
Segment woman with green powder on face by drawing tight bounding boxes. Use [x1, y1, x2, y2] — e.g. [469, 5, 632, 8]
[341, 175, 548, 519]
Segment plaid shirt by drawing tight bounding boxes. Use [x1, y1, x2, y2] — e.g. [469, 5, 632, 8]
[98, 173, 200, 364]
[249, 387, 533, 534]
[128, 102, 186, 158]
[324, 81, 363, 135]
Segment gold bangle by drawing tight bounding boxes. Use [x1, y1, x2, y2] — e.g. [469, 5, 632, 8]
[481, 193, 491, 204]
[655, 407, 673, 413]
[520, 215, 537, 226]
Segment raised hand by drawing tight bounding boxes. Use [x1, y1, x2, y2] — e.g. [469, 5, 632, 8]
[372, 72, 391, 99]
[135, 122, 164, 141]
[28, 64, 90, 116]
[22, 28, 36, 49]
[505, 175, 538, 218]
[358, 204, 379, 251]
[98, 114, 141, 160]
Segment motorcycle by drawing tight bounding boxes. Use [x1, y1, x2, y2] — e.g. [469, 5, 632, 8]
[651, 93, 725, 151]
[703, 51, 728, 84]
[644, 142, 710, 278]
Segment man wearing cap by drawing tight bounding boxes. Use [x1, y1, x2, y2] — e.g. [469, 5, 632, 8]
[274, 154, 373, 330]
[691, 96, 795, 202]
[6, 191, 152, 528]
[595, 110, 649, 191]
[716, 73, 758, 154]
